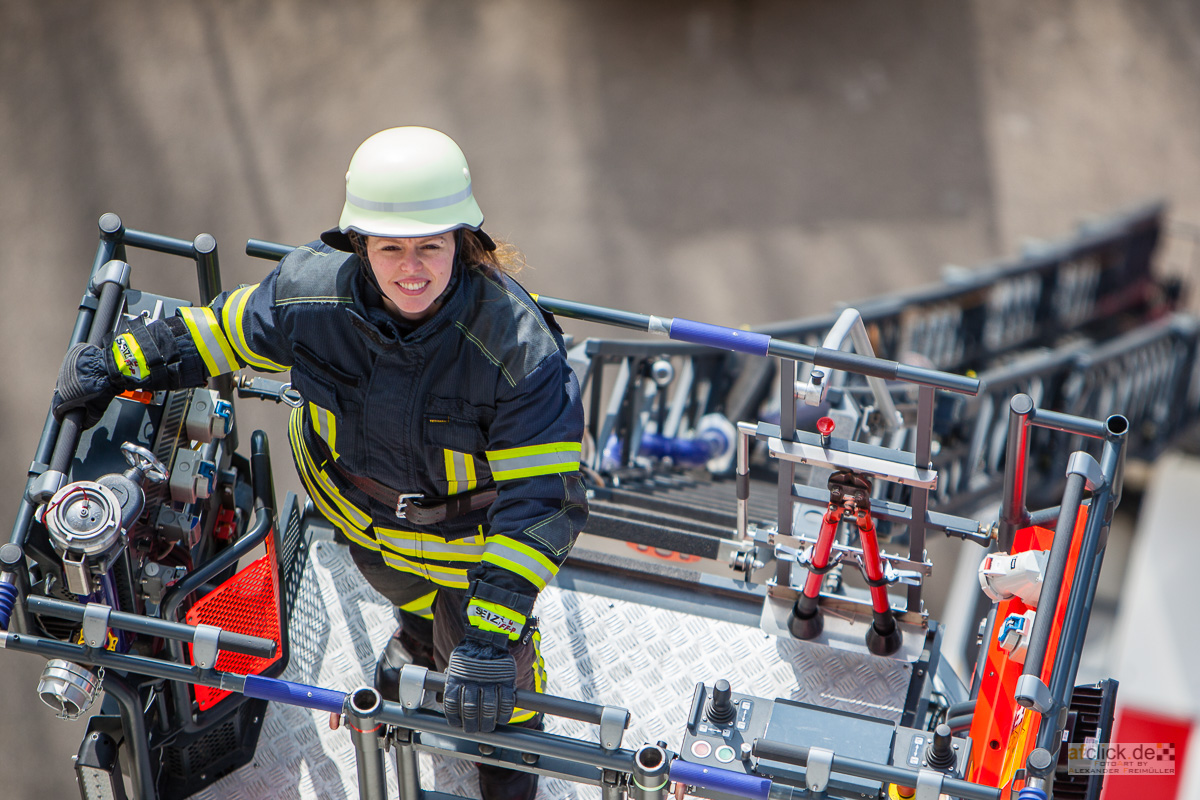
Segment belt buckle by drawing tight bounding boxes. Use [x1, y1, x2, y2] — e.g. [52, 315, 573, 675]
[395, 493, 423, 520]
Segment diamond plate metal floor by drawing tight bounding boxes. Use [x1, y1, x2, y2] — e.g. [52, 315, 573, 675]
[189, 539, 916, 800]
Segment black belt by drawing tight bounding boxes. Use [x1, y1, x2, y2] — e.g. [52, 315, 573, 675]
[327, 457, 497, 524]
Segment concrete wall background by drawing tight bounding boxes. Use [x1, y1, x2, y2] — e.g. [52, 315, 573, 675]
[3, 1, 1200, 796]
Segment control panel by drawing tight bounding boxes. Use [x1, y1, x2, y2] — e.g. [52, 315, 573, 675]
[678, 682, 971, 799]
[680, 680, 770, 770]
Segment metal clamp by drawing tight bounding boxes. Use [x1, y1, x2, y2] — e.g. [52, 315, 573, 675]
[192, 624, 222, 670]
[398, 665, 429, 710]
[881, 561, 924, 587]
[27, 470, 67, 505]
[805, 746, 834, 793]
[81, 603, 111, 649]
[1014, 674, 1054, 714]
[797, 369, 828, 407]
[599, 706, 628, 751]
[914, 769, 945, 800]
[1067, 451, 1106, 491]
[795, 545, 844, 574]
[89, 259, 131, 295]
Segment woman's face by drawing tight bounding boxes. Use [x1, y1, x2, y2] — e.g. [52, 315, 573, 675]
[365, 233, 456, 321]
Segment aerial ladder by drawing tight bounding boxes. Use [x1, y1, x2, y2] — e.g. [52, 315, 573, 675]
[0, 201, 1196, 800]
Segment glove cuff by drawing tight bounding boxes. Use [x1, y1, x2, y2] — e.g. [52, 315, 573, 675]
[104, 315, 205, 390]
[464, 580, 535, 644]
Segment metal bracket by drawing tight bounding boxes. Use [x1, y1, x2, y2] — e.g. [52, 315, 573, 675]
[81, 604, 111, 649]
[1014, 674, 1055, 714]
[767, 437, 938, 489]
[882, 560, 924, 587]
[805, 746, 834, 793]
[61, 551, 93, 597]
[398, 665, 428, 710]
[1067, 451, 1106, 491]
[598, 706, 628, 751]
[192, 624, 222, 670]
[89, 259, 131, 295]
[914, 769, 945, 800]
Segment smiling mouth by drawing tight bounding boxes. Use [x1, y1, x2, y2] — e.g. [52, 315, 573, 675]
[395, 280, 429, 296]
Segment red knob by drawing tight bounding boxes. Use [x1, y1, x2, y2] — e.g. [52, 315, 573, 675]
[817, 417, 836, 436]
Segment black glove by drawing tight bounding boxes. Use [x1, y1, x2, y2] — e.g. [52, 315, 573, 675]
[442, 634, 517, 734]
[52, 343, 118, 428]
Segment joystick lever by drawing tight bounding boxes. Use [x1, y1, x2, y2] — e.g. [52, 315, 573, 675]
[706, 679, 736, 726]
[925, 724, 957, 771]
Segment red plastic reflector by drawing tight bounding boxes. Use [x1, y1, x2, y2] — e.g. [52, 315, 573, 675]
[186, 530, 283, 711]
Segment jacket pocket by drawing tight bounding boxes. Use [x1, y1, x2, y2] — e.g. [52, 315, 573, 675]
[291, 347, 361, 461]
[424, 396, 492, 494]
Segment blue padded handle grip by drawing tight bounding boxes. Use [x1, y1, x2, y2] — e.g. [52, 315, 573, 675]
[669, 760, 772, 800]
[243, 675, 347, 714]
[668, 318, 771, 357]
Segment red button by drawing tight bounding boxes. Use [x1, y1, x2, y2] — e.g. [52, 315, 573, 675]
[817, 417, 836, 436]
[690, 740, 712, 758]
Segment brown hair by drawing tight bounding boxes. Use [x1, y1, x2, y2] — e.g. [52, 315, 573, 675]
[459, 230, 525, 278]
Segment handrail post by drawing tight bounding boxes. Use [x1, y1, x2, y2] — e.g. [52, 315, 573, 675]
[998, 394, 1035, 551]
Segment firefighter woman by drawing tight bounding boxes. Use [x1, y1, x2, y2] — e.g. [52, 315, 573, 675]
[54, 126, 588, 800]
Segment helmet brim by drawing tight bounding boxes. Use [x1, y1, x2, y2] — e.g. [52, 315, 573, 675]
[320, 225, 496, 252]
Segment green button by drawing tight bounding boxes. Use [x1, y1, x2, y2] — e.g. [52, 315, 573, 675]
[715, 745, 736, 763]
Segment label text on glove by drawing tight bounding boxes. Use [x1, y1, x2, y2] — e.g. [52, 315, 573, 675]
[467, 603, 521, 638]
[112, 334, 149, 381]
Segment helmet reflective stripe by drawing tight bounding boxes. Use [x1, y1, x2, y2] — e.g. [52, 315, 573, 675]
[346, 182, 475, 214]
[337, 127, 485, 240]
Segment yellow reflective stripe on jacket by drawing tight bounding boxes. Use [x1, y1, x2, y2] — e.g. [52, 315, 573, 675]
[309, 402, 340, 459]
[378, 548, 471, 589]
[110, 333, 149, 381]
[466, 598, 526, 641]
[290, 406, 372, 531]
[222, 284, 288, 372]
[485, 442, 582, 481]
[179, 306, 240, 377]
[374, 527, 486, 562]
[482, 536, 558, 591]
[444, 450, 478, 495]
[399, 589, 437, 621]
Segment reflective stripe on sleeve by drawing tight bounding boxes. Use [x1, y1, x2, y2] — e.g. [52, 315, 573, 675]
[485, 442, 582, 481]
[482, 536, 559, 591]
[179, 306, 241, 377]
[466, 598, 526, 641]
[222, 284, 288, 372]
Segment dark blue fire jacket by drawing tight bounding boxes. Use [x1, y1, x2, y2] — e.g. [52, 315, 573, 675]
[143, 241, 587, 644]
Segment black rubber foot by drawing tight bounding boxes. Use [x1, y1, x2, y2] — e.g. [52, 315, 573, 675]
[788, 604, 824, 640]
[865, 622, 902, 656]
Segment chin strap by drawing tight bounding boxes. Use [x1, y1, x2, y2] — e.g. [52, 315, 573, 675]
[347, 230, 385, 299]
